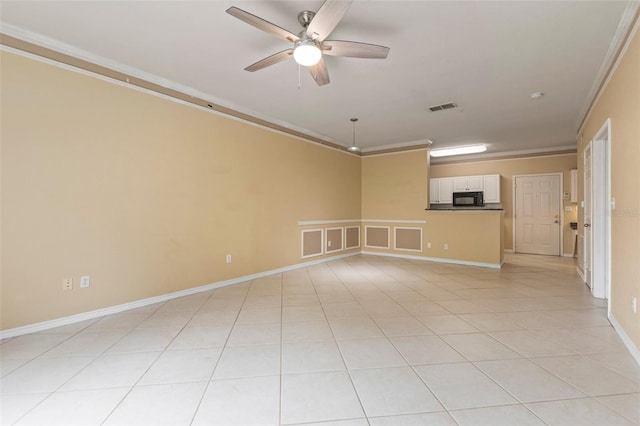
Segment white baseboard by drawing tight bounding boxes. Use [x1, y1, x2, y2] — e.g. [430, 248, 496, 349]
[504, 249, 515, 253]
[1, 249, 507, 339]
[563, 253, 576, 258]
[361, 250, 503, 269]
[576, 266, 586, 282]
[0, 252, 360, 340]
[609, 314, 640, 366]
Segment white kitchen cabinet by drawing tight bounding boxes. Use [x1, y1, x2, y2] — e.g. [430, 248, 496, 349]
[453, 175, 483, 192]
[570, 169, 578, 203]
[483, 174, 501, 203]
[439, 178, 453, 203]
[430, 175, 500, 204]
[429, 177, 454, 204]
[429, 178, 439, 204]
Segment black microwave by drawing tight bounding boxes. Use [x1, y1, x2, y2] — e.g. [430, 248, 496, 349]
[453, 191, 484, 207]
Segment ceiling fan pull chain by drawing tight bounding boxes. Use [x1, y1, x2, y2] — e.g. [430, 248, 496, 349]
[298, 63, 301, 90]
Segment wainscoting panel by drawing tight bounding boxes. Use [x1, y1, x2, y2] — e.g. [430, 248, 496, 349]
[325, 227, 344, 253]
[345, 226, 360, 249]
[301, 229, 323, 258]
[365, 226, 390, 249]
[394, 227, 423, 252]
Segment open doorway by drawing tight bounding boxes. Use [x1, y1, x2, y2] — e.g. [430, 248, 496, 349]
[583, 118, 611, 305]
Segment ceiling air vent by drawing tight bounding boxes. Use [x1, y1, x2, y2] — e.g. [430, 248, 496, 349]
[428, 102, 457, 112]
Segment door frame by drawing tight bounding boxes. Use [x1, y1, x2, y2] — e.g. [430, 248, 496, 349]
[512, 172, 564, 256]
[588, 118, 612, 306]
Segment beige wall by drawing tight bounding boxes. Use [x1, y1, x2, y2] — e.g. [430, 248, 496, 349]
[577, 23, 640, 351]
[360, 151, 502, 266]
[430, 154, 578, 253]
[361, 150, 429, 220]
[0, 51, 361, 330]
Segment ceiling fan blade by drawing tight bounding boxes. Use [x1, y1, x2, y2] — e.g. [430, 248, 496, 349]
[226, 7, 299, 43]
[245, 49, 294, 72]
[308, 57, 330, 86]
[306, 0, 353, 42]
[322, 40, 390, 59]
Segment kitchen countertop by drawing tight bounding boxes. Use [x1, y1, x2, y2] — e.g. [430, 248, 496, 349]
[426, 208, 504, 211]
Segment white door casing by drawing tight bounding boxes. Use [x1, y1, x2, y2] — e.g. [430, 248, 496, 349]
[586, 118, 611, 302]
[514, 174, 562, 256]
[583, 142, 593, 289]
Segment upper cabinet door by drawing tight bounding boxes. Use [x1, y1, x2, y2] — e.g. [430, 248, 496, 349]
[466, 175, 483, 191]
[453, 175, 483, 191]
[439, 177, 454, 203]
[453, 177, 468, 192]
[429, 178, 439, 204]
[483, 174, 501, 203]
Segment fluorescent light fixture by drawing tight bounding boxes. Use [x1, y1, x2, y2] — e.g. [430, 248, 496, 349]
[429, 144, 487, 157]
[293, 40, 321, 66]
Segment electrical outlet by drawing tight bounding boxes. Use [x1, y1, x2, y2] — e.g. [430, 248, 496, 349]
[427, 242, 432, 249]
[226, 254, 232, 264]
[328, 241, 332, 247]
[80, 276, 90, 288]
[633, 297, 637, 314]
[63, 278, 72, 291]
[444, 243, 449, 250]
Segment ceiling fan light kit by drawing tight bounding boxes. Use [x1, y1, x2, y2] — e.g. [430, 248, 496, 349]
[293, 39, 322, 66]
[226, 0, 390, 87]
[430, 144, 487, 158]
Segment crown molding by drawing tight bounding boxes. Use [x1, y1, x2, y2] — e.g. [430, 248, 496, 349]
[576, 2, 640, 133]
[430, 145, 577, 165]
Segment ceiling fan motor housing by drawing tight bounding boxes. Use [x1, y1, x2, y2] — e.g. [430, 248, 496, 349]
[298, 11, 315, 28]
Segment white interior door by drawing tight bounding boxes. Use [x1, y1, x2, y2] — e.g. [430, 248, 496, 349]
[514, 174, 561, 256]
[583, 142, 592, 289]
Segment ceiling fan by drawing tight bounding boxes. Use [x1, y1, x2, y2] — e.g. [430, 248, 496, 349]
[226, 0, 390, 86]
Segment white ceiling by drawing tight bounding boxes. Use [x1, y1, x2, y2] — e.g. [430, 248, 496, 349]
[1, 1, 636, 156]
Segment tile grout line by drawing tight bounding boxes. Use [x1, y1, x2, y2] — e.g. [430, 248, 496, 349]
[306, 261, 372, 426]
[182, 284, 251, 425]
[99, 292, 216, 425]
[8, 302, 168, 426]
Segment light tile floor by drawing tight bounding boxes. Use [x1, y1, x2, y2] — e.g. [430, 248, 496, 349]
[1, 254, 639, 425]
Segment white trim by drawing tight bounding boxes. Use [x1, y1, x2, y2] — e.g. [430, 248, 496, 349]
[361, 251, 503, 269]
[562, 253, 576, 258]
[0, 26, 344, 147]
[0, 249, 508, 339]
[590, 119, 612, 307]
[577, 4, 640, 134]
[301, 229, 324, 259]
[325, 227, 344, 254]
[360, 139, 431, 153]
[393, 227, 423, 252]
[512, 172, 564, 256]
[430, 146, 577, 165]
[363, 148, 430, 157]
[0, 251, 361, 339]
[361, 219, 427, 224]
[364, 226, 391, 249]
[0, 45, 356, 158]
[297, 219, 360, 226]
[576, 266, 586, 282]
[345, 226, 361, 250]
[609, 314, 640, 366]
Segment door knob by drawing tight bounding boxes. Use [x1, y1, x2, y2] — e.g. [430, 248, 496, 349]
[554, 220, 559, 223]
[584, 223, 591, 227]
